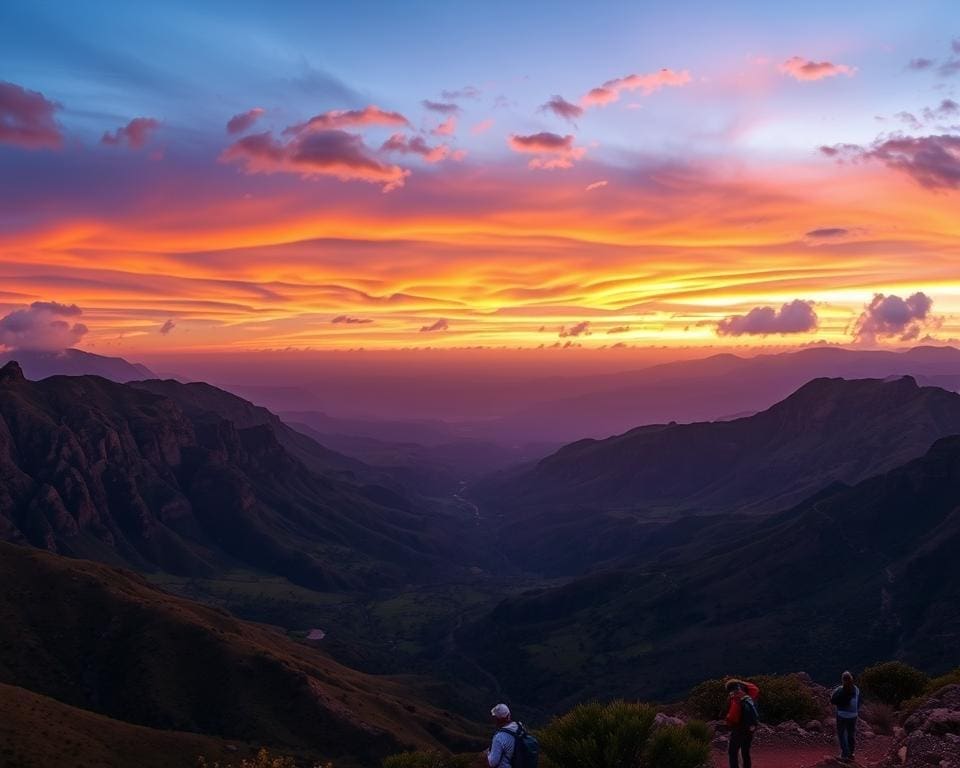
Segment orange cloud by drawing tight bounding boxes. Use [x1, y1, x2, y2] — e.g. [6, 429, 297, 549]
[285, 105, 409, 134]
[779, 56, 855, 81]
[582, 68, 691, 106]
[432, 116, 457, 136]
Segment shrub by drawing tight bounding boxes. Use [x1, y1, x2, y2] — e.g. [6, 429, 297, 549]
[685, 674, 818, 725]
[539, 700, 656, 768]
[643, 723, 711, 768]
[860, 662, 929, 708]
[751, 675, 820, 724]
[382, 751, 473, 768]
[903, 667, 960, 713]
[926, 667, 960, 695]
[860, 702, 896, 735]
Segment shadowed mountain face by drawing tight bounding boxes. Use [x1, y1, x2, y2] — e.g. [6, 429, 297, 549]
[464, 435, 960, 711]
[0, 542, 483, 765]
[0, 348, 155, 382]
[477, 377, 960, 574]
[0, 361, 467, 590]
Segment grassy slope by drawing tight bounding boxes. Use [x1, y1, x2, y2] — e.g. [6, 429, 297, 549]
[0, 682, 248, 768]
[0, 542, 485, 765]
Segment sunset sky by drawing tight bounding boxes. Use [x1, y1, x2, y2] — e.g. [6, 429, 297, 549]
[2, 0, 959, 359]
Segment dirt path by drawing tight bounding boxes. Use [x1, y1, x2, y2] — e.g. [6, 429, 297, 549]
[712, 735, 892, 768]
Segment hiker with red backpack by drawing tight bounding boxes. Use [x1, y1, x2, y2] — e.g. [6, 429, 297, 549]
[487, 703, 539, 768]
[725, 678, 760, 768]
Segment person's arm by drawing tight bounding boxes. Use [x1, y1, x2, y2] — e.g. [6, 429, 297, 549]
[487, 734, 504, 768]
[745, 682, 760, 700]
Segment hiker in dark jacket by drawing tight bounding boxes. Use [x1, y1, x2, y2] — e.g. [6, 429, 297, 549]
[725, 679, 760, 768]
[830, 671, 862, 762]
[488, 703, 520, 768]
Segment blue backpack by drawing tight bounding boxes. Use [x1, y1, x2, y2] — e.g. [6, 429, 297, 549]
[740, 696, 760, 728]
[498, 723, 540, 768]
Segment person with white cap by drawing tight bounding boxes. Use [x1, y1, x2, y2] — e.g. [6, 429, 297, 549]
[487, 703, 520, 767]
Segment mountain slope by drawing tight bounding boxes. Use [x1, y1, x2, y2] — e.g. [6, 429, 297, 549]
[477, 376, 960, 573]
[0, 361, 468, 589]
[0, 682, 245, 768]
[0, 348, 155, 382]
[463, 434, 960, 710]
[0, 542, 484, 764]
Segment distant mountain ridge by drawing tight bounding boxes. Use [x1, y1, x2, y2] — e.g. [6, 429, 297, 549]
[0, 348, 154, 381]
[476, 376, 960, 573]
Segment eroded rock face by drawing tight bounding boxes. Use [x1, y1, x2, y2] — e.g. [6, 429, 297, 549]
[883, 685, 960, 768]
[0, 363, 450, 590]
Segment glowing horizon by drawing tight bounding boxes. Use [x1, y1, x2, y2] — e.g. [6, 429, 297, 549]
[2, 1, 959, 356]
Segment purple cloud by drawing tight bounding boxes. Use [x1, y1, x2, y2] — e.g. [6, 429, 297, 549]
[102, 117, 160, 149]
[0, 301, 88, 351]
[332, 315, 372, 324]
[822, 134, 960, 189]
[422, 100, 460, 115]
[853, 292, 935, 343]
[159, 319, 176, 335]
[419, 318, 449, 332]
[559, 321, 591, 337]
[716, 300, 818, 336]
[221, 129, 409, 191]
[540, 95, 584, 122]
[226, 107, 265, 134]
[440, 86, 480, 100]
[0, 81, 63, 149]
[908, 57, 935, 71]
[805, 227, 849, 239]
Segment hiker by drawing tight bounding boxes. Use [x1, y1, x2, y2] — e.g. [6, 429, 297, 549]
[725, 678, 760, 768]
[830, 671, 861, 762]
[487, 703, 520, 767]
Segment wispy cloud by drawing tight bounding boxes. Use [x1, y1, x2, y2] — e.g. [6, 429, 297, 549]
[582, 68, 691, 106]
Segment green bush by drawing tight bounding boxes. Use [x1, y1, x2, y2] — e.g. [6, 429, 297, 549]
[751, 675, 820, 724]
[685, 679, 728, 721]
[199, 750, 332, 768]
[685, 674, 818, 725]
[382, 751, 473, 768]
[926, 667, 960, 695]
[860, 662, 929, 707]
[903, 667, 960, 712]
[539, 700, 656, 768]
[643, 724, 711, 768]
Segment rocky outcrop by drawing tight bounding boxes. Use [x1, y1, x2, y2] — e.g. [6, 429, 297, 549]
[882, 685, 960, 768]
[0, 362, 458, 589]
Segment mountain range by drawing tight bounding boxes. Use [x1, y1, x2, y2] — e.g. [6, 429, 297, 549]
[476, 375, 960, 574]
[0, 361, 475, 591]
[0, 348, 155, 382]
[463, 432, 960, 710]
